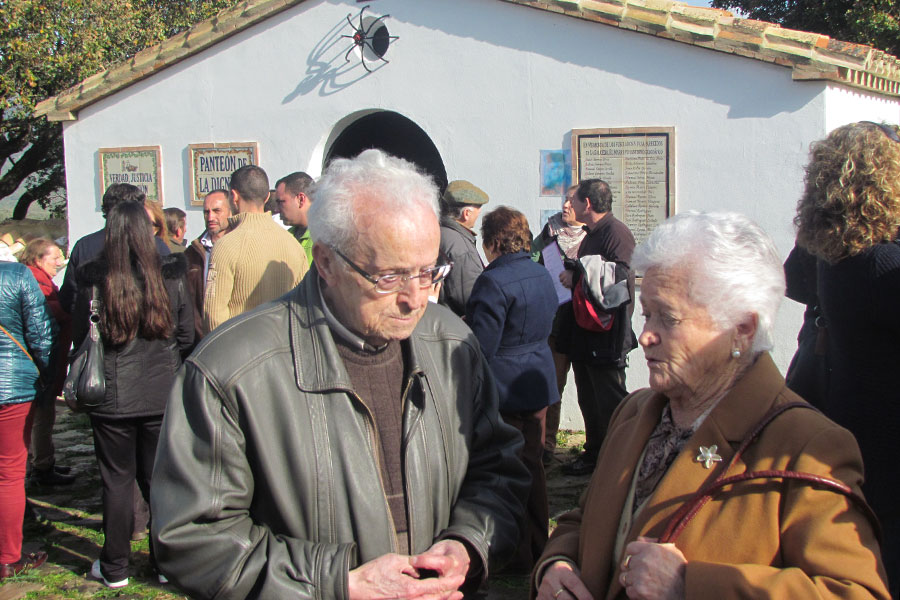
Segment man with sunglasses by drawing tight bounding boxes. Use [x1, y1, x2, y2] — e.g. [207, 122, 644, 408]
[152, 149, 529, 600]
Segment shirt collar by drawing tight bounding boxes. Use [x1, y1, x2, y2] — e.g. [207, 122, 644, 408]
[317, 278, 387, 353]
[200, 230, 215, 250]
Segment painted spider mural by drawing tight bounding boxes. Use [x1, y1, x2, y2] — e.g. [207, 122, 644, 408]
[342, 5, 399, 72]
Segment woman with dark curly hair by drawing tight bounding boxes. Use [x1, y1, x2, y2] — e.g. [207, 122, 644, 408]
[795, 120, 900, 597]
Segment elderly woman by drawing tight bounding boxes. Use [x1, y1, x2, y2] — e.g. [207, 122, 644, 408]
[534, 212, 889, 600]
[795, 121, 900, 598]
[466, 206, 558, 571]
[21, 238, 74, 485]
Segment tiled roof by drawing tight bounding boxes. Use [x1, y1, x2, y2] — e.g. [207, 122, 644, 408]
[35, 0, 900, 121]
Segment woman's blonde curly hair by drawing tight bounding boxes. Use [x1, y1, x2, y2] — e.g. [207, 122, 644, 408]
[795, 121, 900, 263]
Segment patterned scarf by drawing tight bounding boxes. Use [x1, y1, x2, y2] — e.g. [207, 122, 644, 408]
[632, 404, 695, 515]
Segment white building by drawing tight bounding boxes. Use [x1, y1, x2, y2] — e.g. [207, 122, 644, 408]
[37, 0, 900, 428]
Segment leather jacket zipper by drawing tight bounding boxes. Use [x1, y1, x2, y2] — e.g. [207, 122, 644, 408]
[400, 373, 422, 549]
[349, 390, 399, 554]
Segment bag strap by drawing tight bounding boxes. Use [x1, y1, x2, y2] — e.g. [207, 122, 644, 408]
[0, 322, 34, 363]
[658, 401, 881, 544]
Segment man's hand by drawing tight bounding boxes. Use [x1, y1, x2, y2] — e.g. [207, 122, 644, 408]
[411, 540, 470, 584]
[348, 543, 468, 600]
[536, 560, 594, 600]
[559, 270, 574, 289]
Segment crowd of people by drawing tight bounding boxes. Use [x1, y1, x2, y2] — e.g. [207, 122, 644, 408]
[0, 121, 896, 599]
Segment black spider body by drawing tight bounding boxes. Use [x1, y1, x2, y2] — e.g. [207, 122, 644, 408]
[341, 5, 399, 72]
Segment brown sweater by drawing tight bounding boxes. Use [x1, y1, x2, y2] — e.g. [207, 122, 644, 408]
[335, 339, 410, 555]
[203, 212, 308, 333]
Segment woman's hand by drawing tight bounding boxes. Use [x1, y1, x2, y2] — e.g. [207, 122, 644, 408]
[536, 560, 594, 600]
[619, 538, 686, 600]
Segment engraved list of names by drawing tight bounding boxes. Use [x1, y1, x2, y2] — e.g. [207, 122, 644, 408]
[572, 127, 675, 245]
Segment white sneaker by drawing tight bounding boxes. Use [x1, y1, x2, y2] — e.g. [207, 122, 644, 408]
[90, 559, 129, 589]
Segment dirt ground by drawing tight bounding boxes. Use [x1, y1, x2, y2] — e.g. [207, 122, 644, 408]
[3, 402, 591, 600]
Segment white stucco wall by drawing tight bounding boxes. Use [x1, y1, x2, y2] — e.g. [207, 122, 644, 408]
[59, 0, 899, 430]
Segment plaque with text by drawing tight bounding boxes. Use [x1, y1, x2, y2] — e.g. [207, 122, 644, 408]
[188, 142, 259, 206]
[98, 146, 163, 204]
[572, 127, 675, 245]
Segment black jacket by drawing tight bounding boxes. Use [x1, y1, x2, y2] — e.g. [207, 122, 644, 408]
[72, 253, 194, 418]
[60, 228, 171, 315]
[564, 214, 637, 367]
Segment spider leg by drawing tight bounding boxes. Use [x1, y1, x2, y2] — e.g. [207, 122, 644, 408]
[344, 13, 355, 29]
[363, 13, 390, 38]
[357, 5, 369, 32]
[362, 39, 393, 66]
[343, 44, 357, 63]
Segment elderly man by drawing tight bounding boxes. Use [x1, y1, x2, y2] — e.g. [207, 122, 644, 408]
[438, 180, 489, 317]
[151, 149, 528, 599]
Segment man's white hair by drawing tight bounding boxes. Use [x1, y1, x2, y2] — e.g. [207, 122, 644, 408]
[632, 211, 785, 353]
[308, 149, 439, 253]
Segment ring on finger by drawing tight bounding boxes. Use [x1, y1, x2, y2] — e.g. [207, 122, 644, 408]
[622, 554, 632, 570]
[553, 587, 566, 599]
[619, 571, 629, 587]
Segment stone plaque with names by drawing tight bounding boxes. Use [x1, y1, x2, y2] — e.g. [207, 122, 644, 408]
[571, 127, 675, 245]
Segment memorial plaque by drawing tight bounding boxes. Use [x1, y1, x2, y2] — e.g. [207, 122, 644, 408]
[98, 146, 163, 204]
[571, 127, 675, 245]
[188, 142, 259, 206]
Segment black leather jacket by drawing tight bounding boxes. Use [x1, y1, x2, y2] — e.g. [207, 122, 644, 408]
[151, 269, 529, 599]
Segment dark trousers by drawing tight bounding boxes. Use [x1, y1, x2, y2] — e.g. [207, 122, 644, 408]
[90, 415, 162, 581]
[571, 363, 627, 461]
[544, 335, 572, 451]
[501, 406, 549, 571]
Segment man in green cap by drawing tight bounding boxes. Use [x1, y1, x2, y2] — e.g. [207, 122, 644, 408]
[438, 180, 489, 317]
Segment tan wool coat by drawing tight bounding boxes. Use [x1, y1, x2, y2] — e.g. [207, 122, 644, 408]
[537, 353, 890, 599]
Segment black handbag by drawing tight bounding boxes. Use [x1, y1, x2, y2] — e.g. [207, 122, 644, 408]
[63, 286, 105, 412]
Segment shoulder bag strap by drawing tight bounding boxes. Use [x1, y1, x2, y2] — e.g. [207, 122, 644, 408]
[0, 322, 34, 363]
[659, 401, 881, 544]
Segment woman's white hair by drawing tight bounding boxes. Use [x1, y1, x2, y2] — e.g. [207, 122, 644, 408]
[308, 149, 439, 253]
[632, 211, 785, 353]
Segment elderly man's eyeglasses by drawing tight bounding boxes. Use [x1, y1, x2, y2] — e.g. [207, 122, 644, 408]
[332, 247, 453, 294]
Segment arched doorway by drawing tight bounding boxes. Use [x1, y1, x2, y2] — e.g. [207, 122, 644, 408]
[325, 111, 448, 193]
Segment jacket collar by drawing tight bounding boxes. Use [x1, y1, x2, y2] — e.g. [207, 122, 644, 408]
[288, 267, 426, 394]
[483, 250, 529, 271]
[226, 211, 272, 230]
[440, 216, 477, 240]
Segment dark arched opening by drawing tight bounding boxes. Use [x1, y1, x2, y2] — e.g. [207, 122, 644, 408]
[325, 111, 448, 193]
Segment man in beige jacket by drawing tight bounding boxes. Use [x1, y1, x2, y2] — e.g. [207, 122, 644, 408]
[203, 165, 308, 333]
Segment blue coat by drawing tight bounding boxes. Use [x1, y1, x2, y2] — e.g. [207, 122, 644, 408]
[0, 262, 55, 405]
[465, 251, 558, 413]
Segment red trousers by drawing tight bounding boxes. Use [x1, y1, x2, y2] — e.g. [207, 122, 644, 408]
[0, 401, 34, 564]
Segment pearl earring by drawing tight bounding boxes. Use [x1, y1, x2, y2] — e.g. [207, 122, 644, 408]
[731, 348, 741, 359]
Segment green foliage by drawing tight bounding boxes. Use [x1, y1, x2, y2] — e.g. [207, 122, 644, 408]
[0, 0, 240, 219]
[710, 0, 900, 55]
